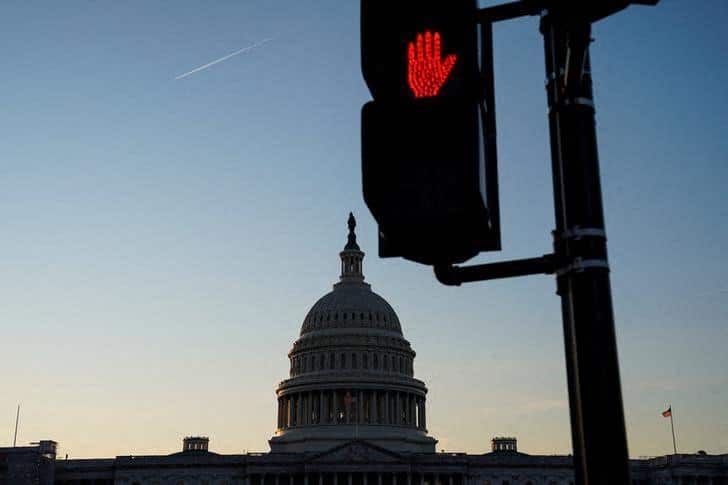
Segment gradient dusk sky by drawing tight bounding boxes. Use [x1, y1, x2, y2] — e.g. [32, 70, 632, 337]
[2, 1, 727, 459]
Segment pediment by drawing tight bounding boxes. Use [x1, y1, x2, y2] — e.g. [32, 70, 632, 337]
[307, 441, 403, 464]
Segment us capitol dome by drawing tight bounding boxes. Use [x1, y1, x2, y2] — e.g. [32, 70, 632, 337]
[270, 213, 437, 453]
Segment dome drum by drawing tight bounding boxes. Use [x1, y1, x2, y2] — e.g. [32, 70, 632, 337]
[287, 348, 416, 379]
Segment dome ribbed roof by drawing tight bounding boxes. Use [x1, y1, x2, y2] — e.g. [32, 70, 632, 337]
[300, 282, 402, 335]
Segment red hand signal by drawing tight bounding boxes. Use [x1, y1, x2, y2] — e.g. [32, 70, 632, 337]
[407, 31, 457, 99]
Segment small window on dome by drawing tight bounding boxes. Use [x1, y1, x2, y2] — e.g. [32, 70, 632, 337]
[352, 353, 357, 369]
[399, 356, 403, 372]
[360, 312, 364, 320]
[373, 354, 378, 369]
[363, 353, 368, 369]
[330, 353, 335, 370]
[343, 313, 347, 320]
[320, 354, 325, 370]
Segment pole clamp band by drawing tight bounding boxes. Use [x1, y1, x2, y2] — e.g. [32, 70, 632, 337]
[554, 227, 606, 242]
[556, 257, 610, 276]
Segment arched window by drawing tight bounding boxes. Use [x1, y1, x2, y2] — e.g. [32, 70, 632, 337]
[384, 355, 389, 371]
[363, 353, 369, 369]
[373, 354, 379, 369]
[329, 353, 335, 370]
[341, 353, 347, 368]
[399, 356, 403, 372]
[320, 354, 325, 370]
[352, 353, 358, 369]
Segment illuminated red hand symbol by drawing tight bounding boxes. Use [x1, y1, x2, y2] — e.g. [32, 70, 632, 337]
[407, 31, 457, 99]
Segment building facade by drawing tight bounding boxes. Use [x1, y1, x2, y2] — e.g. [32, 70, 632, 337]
[2, 215, 726, 485]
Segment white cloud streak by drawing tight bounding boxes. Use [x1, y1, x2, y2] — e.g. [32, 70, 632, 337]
[174, 38, 274, 80]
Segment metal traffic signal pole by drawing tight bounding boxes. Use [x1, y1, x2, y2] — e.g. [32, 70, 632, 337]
[433, 2, 662, 483]
[541, 10, 630, 485]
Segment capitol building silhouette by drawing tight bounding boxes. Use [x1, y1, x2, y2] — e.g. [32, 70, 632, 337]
[1, 215, 726, 485]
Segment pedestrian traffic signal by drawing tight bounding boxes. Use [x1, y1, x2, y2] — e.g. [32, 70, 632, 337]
[361, 0, 500, 265]
[361, 0, 480, 101]
[407, 31, 457, 99]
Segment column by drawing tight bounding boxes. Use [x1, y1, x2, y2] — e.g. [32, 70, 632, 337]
[420, 473, 425, 485]
[407, 474, 412, 485]
[245, 475, 251, 485]
[406, 394, 412, 425]
[304, 474, 309, 485]
[296, 394, 302, 426]
[448, 476, 453, 485]
[386, 392, 391, 424]
[348, 473, 353, 485]
[378, 474, 382, 485]
[358, 390, 364, 423]
[410, 395, 416, 426]
[395, 392, 402, 425]
[393, 474, 397, 485]
[372, 391, 378, 423]
[302, 393, 307, 425]
[434, 474, 439, 485]
[421, 400, 426, 429]
[282, 398, 286, 428]
[345, 391, 351, 424]
[276, 475, 280, 485]
[287, 396, 292, 427]
[277, 399, 282, 428]
[333, 390, 339, 423]
[334, 474, 338, 485]
[320, 391, 326, 424]
[364, 473, 368, 485]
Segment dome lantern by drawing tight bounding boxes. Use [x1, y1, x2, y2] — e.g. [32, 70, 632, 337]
[339, 212, 365, 284]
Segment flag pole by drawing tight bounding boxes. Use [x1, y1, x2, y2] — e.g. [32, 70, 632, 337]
[669, 404, 677, 454]
[13, 404, 20, 447]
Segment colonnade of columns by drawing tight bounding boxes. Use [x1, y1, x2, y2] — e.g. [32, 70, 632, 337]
[245, 471, 465, 485]
[659, 478, 727, 485]
[277, 389, 426, 430]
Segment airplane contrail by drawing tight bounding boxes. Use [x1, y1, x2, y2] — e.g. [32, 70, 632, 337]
[174, 37, 274, 80]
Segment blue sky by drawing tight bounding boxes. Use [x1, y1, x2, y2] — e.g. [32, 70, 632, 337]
[1, 1, 726, 458]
